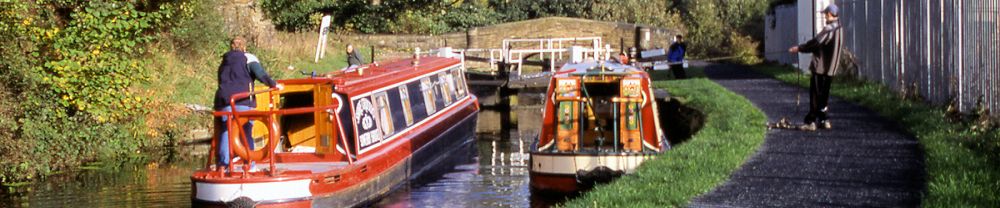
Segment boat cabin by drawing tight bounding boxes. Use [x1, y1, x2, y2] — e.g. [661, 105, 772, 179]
[537, 61, 667, 153]
[193, 50, 480, 207]
[249, 57, 470, 161]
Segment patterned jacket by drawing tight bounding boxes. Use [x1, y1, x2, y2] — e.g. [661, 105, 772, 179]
[798, 21, 844, 76]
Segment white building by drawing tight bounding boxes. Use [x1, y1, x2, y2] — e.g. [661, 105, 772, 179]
[764, 0, 833, 72]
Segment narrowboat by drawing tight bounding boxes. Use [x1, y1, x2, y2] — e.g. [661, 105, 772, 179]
[529, 58, 670, 193]
[190, 50, 479, 207]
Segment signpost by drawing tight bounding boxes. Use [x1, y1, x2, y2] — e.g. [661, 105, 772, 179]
[315, 15, 332, 63]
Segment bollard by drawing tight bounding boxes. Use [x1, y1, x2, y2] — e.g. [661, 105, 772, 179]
[412, 47, 420, 66]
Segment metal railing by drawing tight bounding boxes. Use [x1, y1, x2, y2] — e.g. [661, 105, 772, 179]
[839, 0, 998, 113]
[208, 84, 350, 177]
[454, 37, 611, 75]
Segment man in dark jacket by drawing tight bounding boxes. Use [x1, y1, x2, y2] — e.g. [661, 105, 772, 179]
[789, 4, 844, 131]
[667, 35, 687, 79]
[214, 37, 282, 168]
[346, 44, 365, 68]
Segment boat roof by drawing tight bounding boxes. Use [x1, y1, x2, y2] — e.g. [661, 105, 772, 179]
[282, 56, 461, 96]
[554, 60, 645, 78]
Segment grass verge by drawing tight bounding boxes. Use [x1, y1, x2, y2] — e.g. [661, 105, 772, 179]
[753, 64, 1000, 207]
[562, 68, 767, 207]
[257, 32, 372, 77]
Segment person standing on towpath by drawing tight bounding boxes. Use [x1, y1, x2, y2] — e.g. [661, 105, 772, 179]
[788, 4, 844, 131]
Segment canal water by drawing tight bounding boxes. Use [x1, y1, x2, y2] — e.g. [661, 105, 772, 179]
[0, 107, 571, 208]
[0, 84, 703, 208]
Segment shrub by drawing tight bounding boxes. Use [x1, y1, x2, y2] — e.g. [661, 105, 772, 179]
[0, 0, 184, 183]
[675, 0, 773, 63]
[258, 0, 340, 32]
[167, 0, 229, 57]
[440, 4, 502, 30]
[682, 0, 726, 58]
[728, 32, 762, 65]
[386, 10, 450, 34]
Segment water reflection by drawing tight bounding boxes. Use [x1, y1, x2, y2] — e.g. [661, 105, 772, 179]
[0, 103, 573, 208]
[375, 98, 578, 208]
[0, 150, 201, 208]
[376, 128, 573, 208]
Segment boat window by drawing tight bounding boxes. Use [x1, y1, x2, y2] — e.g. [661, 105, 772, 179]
[407, 81, 428, 122]
[438, 72, 454, 106]
[398, 85, 414, 126]
[373, 92, 394, 136]
[420, 77, 436, 115]
[431, 75, 446, 112]
[451, 68, 467, 98]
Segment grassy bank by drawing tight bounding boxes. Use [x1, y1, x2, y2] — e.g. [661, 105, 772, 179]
[562, 69, 768, 207]
[753, 65, 1000, 207]
[0, 0, 385, 185]
[139, 31, 366, 144]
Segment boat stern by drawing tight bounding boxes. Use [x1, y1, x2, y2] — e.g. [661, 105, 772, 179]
[528, 152, 657, 193]
[191, 175, 314, 207]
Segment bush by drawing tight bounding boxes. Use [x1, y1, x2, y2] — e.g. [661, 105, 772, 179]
[440, 4, 502, 30]
[0, 0, 187, 183]
[679, 0, 771, 63]
[385, 10, 450, 34]
[682, 0, 726, 58]
[728, 32, 762, 65]
[167, 0, 229, 57]
[258, 0, 339, 32]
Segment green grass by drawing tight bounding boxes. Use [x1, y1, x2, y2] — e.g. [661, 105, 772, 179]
[562, 68, 768, 207]
[263, 44, 373, 78]
[753, 64, 1000, 207]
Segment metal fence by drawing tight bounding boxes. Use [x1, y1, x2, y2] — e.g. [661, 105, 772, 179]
[839, 0, 998, 113]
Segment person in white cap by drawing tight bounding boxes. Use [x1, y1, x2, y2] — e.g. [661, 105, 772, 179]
[788, 4, 843, 131]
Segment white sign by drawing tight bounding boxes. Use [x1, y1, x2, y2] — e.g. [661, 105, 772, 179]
[315, 15, 332, 63]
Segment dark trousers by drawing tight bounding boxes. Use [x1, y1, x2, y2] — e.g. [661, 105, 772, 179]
[670, 64, 686, 79]
[805, 73, 833, 124]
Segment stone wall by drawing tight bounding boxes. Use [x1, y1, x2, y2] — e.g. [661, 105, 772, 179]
[218, 0, 276, 46]
[332, 17, 682, 51]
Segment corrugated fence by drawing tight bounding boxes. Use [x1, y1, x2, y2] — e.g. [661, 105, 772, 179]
[839, 0, 998, 113]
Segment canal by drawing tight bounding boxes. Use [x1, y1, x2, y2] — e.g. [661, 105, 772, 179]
[0, 107, 569, 208]
[0, 84, 701, 207]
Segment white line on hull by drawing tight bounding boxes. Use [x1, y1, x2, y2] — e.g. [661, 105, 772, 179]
[529, 153, 656, 175]
[195, 179, 312, 203]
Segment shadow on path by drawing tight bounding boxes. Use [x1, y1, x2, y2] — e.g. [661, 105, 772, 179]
[688, 64, 926, 208]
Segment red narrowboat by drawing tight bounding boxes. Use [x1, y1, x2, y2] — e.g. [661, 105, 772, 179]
[529, 59, 670, 193]
[191, 53, 479, 207]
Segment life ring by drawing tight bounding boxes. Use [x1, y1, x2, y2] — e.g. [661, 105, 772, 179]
[226, 116, 278, 163]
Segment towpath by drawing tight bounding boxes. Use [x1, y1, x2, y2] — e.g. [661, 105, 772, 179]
[688, 64, 926, 207]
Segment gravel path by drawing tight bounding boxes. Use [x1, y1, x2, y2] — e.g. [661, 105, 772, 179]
[689, 64, 926, 207]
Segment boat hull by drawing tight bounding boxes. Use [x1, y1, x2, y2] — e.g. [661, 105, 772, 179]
[528, 152, 658, 193]
[192, 100, 479, 208]
[311, 111, 478, 207]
